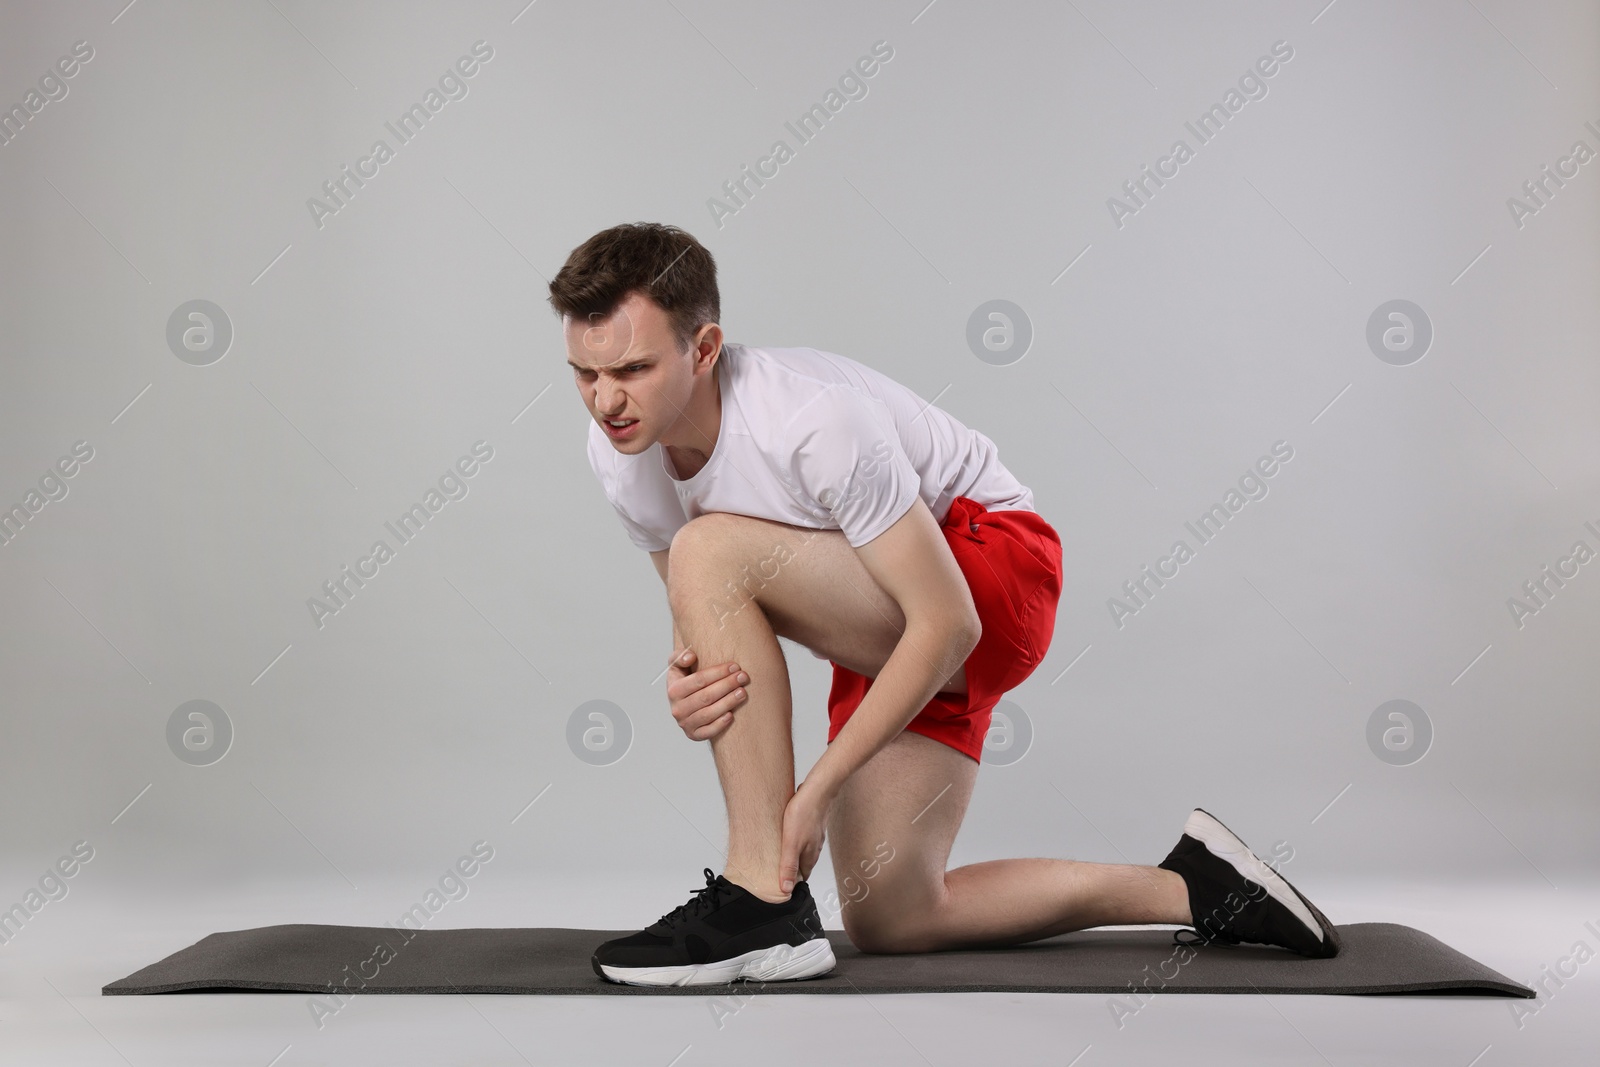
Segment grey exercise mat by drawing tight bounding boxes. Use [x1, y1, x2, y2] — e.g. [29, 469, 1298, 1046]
[104, 922, 1532, 997]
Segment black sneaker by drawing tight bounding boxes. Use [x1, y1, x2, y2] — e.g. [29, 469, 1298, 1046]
[1157, 808, 1341, 959]
[591, 868, 837, 986]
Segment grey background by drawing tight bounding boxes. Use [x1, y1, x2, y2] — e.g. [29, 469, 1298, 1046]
[2, 0, 1597, 923]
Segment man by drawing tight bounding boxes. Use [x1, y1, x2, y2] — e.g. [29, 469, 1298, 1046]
[554, 222, 1341, 986]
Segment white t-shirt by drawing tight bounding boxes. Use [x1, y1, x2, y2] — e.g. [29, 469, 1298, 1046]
[587, 342, 1035, 554]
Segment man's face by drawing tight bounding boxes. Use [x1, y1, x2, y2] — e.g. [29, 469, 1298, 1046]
[566, 290, 696, 454]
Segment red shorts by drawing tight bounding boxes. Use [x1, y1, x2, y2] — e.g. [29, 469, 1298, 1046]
[825, 496, 1063, 763]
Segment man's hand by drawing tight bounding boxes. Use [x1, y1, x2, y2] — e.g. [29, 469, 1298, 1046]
[666, 646, 750, 741]
[779, 778, 833, 895]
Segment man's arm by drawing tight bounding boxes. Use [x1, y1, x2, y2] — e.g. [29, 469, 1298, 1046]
[803, 497, 981, 796]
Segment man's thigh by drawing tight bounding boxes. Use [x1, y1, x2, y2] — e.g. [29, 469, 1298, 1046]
[669, 512, 966, 693]
[823, 730, 978, 950]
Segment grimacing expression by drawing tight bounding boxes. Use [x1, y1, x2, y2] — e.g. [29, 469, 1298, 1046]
[565, 295, 694, 452]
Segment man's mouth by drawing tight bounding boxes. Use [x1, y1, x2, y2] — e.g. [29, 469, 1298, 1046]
[604, 417, 640, 437]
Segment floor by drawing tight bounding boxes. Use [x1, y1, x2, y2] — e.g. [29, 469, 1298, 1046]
[4, 874, 1595, 1067]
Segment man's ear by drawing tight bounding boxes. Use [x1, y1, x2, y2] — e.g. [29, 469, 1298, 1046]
[692, 323, 723, 367]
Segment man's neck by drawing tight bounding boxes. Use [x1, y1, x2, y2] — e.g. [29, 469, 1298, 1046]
[663, 361, 721, 480]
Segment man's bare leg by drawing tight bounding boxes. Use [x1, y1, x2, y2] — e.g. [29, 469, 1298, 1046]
[827, 730, 1191, 953]
[663, 511, 1191, 943]
[665, 517, 800, 904]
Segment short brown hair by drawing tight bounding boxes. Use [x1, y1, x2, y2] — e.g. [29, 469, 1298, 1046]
[548, 222, 720, 352]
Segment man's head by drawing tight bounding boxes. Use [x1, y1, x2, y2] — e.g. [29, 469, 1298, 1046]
[550, 222, 722, 453]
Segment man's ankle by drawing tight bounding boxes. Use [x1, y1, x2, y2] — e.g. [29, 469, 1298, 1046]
[722, 867, 791, 904]
[1159, 868, 1193, 926]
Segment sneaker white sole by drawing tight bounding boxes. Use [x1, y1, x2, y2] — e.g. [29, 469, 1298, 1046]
[1184, 809, 1325, 946]
[598, 935, 837, 987]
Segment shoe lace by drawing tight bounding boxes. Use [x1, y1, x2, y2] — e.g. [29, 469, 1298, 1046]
[656, 868, 736, 929]
[1173, 927, 1242, 948]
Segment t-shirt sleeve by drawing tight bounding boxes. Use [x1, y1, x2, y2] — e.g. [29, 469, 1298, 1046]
[783, 388, 921, 548]
[588, 425, 676, 552]
[611, 502, 674, 553]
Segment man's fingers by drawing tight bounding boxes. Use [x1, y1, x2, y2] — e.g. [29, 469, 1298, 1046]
[667, 662, 723, 691]
[666, 666, 714, 702]
[779, 853, 801, 896]
[691, 712, 733, 740]
[670, 670, 746, 710]
[682, 690, 744, 734]
[670, 664, 747, 705]
[691, 665, 736, 689]
[691, 712, 734, 740]
[666, 651, 749, 742]
[802, 836, 823, 880]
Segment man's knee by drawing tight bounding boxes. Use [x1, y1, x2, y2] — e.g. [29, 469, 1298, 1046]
[667, 513, 746, 568]
[835, 866, 946, 955]
[841, 905, 938, 955]
[666, 514, 768, 623]
[667, 514, 747, 595]
[667, 513, 798, 600]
